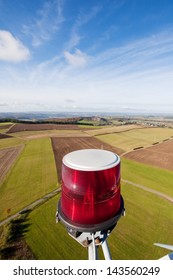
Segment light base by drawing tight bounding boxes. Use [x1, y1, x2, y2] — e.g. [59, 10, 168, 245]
[68, 229, 113, 260]
[56, 195, 124, 233]
[56, 196, 125, 260]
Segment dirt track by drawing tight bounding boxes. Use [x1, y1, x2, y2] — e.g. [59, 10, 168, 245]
[0, 124, 13, 130]
[122, 179, 173, 203]
[1, 178, 173, 227]
[0, 188, 60, 227]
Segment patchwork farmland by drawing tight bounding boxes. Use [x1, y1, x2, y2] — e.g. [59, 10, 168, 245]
[0, 121, 173, 260]
[7, 123, 89, 140]
[7, 123, 81, 133]
[26, 137, 173, 260]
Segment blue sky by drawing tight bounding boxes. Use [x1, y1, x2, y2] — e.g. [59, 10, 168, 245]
[0, 0, 173, 113]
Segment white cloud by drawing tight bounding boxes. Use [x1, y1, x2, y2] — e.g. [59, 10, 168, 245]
[1, 30, 173, 113]
[65, 99, 75, 103]
[0, 30, 30, 62]
[64, 49, 89, 67]
[66, 5, 101, 50]
[0, 103, 7, 107]
[66, 32, 81, 51]
[22, 0, 64, 47]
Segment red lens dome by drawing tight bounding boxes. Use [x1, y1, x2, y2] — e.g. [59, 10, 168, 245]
[60, 149, 121, 226]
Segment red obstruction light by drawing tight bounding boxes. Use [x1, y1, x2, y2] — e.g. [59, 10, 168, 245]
[58, 149, 123, 232]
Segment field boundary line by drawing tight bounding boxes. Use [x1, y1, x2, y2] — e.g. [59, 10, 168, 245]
[85, 124, 146, 137]
[122, 179, 173, 203]
[121, 136, 173, 157]
[93, 126, 148, 137]
[0, 188, 61, 227]
[5, 123, 16, 134]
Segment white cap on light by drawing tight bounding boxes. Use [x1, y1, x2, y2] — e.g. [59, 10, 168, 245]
[63, 149, 120, 171]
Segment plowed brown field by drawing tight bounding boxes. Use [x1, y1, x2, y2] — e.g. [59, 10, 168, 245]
[7, 123, 80, 133]
[0, 145, 24, 183]
[124, 139, 173, 171]
[51, 137, 123, 181]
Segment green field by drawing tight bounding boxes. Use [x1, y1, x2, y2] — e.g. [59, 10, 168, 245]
[0, 137, 25, 149]
[25, 157, 173, 260]
[97, 127, 173, 152]
[25, 182, 173, 260]
[0, 122, 13, 126]
[77, 119, 102, 126]
[0, 138, 58, 221]
[122, 158, 173, 197]
[1, 125, 173, 260]
[110, 182, 173, 260]
[25, 195, 87, 260]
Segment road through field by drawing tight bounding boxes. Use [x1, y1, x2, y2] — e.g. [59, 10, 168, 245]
[122, 179, 173, 203]
[0, 188, 61, 227]
[1, 178, 173, 228]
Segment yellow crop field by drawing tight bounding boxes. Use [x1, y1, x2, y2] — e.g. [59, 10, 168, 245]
[96, 127, 173, 152]
[0, 137, 26, 149]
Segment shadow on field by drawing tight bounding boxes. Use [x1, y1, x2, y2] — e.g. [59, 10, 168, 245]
[0, 210, 35, 259]
[7, 216, 30, 244]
